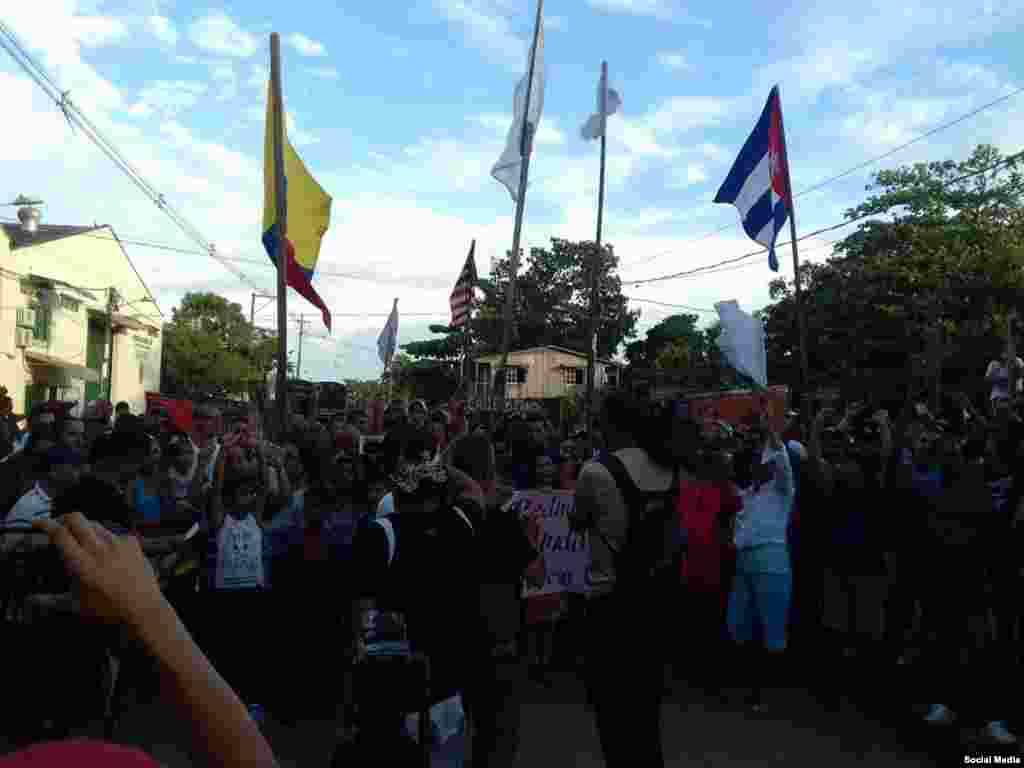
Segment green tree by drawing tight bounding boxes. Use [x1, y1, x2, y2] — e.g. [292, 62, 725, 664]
[472, 238, 639, 358]
[161, 292, 291, 400]
[763, 144, 1024, 399]
[625, 313, 709, 368]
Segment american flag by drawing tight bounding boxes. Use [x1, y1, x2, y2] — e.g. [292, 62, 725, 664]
[449, 240, 477, 329]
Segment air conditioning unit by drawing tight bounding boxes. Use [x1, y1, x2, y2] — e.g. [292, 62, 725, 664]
[16, 308, 36, 329]
[14, 328, 33, 348]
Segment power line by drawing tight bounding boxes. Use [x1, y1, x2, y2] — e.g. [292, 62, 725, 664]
[0, 19, 265, 293]
[619, 84, 1024, 274]
[622, 151, 1023, 286]
[624, 296, 716, 313]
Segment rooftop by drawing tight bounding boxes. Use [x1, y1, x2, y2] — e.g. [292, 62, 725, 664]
[1, 223, 104, 250]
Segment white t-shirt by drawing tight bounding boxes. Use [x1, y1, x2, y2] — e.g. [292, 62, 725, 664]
[987, 358, 1024, 400]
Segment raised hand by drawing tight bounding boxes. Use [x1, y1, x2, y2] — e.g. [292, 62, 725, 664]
[34, 512, 164, 629]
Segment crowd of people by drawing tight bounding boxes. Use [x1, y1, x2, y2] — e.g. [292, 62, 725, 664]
[1, 366, 1022, 765]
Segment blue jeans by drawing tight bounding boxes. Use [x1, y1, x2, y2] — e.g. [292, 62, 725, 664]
[728, 546, 792, 651]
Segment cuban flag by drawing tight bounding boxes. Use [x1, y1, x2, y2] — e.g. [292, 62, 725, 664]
[713, 86, 792, 272]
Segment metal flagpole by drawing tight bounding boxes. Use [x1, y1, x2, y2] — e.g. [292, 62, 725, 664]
[495, 0, 543, 411]
[586, 61, 608, 440]
[775, 86, 810, 421]
[270, 33, 289, 439]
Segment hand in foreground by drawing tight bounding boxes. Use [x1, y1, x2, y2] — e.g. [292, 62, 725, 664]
[34, 512, 164, 629]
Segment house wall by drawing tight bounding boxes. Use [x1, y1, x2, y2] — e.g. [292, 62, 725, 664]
[1, 227, 162, 416]
[0, 234, 23, 413]
[475, 347, 619, 401]
[111, 325, 163, 415]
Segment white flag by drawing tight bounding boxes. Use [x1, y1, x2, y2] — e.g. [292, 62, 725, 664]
[378, 298, 399, 366]
[715, 300, 767, 389]
[580, 69, 621, 140]
[491, 17, 545, 203]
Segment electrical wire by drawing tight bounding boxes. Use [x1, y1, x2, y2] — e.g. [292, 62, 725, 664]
[0, 20, 266, 293]
[619, 83, 1024, 273]
[622, 151, 1023, 286]
[624, 296, 716, 313]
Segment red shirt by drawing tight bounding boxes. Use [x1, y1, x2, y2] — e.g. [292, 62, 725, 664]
[0, 741, 159, 766]
[678, 480, 742, 590]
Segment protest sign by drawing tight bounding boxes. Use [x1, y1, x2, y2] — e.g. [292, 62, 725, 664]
[508, 490, 589, 598]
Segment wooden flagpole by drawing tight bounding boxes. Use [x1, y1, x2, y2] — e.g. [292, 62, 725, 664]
[775, 86, 810, 423]
[495, 0, 544, 411]
[270, 34, 289, 439]
[586, 61, 608, 440]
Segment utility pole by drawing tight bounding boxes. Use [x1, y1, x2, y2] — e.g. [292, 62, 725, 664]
[105, 287, 118, 401]
[296, 315, 308, 379]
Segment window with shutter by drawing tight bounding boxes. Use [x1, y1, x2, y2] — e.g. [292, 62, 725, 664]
[32, 305, 51, 343]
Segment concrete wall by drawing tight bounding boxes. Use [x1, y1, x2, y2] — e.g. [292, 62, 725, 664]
[1, 226, 162, 416]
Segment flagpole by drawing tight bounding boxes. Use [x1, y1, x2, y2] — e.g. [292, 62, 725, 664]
[495, 0, 543, 411]
[460, 239, 475, 399]
[776, 86, 810, 421]
[270, 33, 289, 440]
[586, 60, 608, 440]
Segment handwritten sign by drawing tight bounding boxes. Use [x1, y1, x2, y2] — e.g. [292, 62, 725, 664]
[508, 490, 589, 597]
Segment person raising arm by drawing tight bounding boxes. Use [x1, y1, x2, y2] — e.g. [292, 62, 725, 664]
[29, 512, 278, 768]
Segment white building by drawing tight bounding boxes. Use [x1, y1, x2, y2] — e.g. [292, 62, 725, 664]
[0, 220, 163, 416]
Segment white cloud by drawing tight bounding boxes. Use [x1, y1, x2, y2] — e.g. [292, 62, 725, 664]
[586, 0, 712, 25]
[470, 114, 565, 146]
[3, 5, 123, 113]
[175, 55, 198, 64]
[287, 33, 327, 57]
[72, 16, 128, 47]
[286, 112, 319, 146]
[667, 163, 708, 189]
[586, 0, 672, 18]
[613, 116, 679, 159]
[936, 59, 1006, 92]
[210, 63, 238, 101]
[129, 80, 207, 119]
[247, 64, 269, 89]
[188, 11, 257, 58]
[698, 142, 726, 160]
[158, 121, 259, 183]
[657, 51, 691, 73]
[433, 0, 526, 70]
[308, 66, 340, 80]
[647, 96, 730, 134]
[147, 16, 178, 47]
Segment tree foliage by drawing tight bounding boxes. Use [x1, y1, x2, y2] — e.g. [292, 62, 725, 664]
[161, 292, 290, 400]
[625, 313, 714, 368]
[403, 239, 640, 367]
[762, 144, 1024, 399]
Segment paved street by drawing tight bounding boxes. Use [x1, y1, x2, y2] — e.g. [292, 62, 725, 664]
[5, 661, 999, 766]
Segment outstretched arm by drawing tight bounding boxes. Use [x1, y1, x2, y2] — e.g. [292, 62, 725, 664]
[34, 513, 277, 768]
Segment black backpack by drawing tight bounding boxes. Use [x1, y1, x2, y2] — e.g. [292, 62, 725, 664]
[596, 453, 685, 591]
[371, 502, 478, 702]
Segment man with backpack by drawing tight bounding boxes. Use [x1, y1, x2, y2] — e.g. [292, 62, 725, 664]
[570, 392, 691, 768]
[344, 437, 484, 764]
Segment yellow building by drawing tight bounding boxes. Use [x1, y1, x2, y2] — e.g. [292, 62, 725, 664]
[472, 345, 622, 404]
[0, 222, 163, 417]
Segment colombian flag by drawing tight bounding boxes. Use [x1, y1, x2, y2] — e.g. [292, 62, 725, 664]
[262, 83, 332, 331]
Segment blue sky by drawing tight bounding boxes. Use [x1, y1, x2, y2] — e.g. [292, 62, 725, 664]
[2, 0, 1023, 382]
